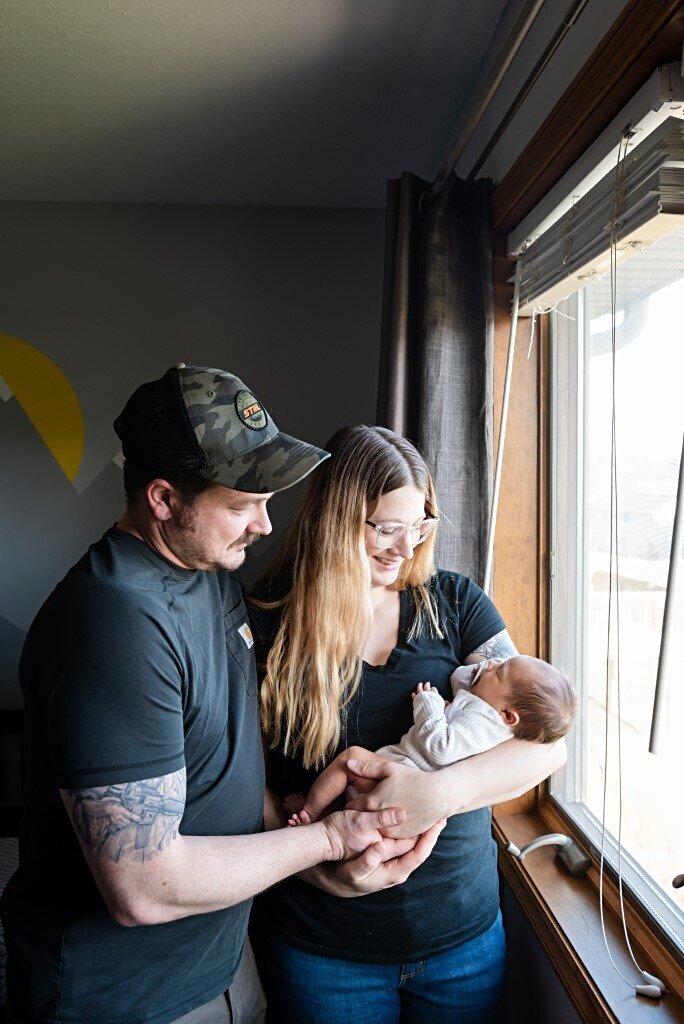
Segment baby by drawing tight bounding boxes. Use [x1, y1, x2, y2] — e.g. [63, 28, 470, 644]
[285, 655, 576, 826]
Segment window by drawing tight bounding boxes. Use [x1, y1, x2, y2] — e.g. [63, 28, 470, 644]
[549, 225, 684, 950]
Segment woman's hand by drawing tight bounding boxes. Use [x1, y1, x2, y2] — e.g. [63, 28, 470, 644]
[344, 759, 449, 838]
[301, 820, 446, 898]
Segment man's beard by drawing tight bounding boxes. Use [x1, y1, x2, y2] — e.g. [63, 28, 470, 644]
[173, 503, 261, 571]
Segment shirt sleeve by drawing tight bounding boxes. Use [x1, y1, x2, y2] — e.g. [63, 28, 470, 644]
[46, 583, 186, 790]
[437, 571, 506, 661]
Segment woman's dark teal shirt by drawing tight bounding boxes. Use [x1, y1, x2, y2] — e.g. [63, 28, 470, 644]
[249, 569, 506, 963]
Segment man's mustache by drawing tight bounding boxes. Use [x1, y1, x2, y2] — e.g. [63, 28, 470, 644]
[230, 532, 261, 549]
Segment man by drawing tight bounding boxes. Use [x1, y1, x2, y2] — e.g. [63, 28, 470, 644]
[0, 364, 438, 1024]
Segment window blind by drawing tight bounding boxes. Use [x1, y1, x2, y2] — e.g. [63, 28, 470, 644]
[517, 117, 684, 316]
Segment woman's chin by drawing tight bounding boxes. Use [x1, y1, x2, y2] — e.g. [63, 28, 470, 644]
[370, 557, 402, 586]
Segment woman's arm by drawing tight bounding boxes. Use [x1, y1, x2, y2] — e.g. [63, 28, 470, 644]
[463, 628, 518, 664]
[345, 737, 567, 838]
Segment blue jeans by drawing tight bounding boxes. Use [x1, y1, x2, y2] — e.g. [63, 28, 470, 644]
[260, 912, 506, 1024]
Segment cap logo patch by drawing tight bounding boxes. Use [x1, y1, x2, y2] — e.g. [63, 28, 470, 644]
[235, 390, 267, 430]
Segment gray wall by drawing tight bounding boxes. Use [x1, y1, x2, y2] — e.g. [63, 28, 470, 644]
[0, 201, 386, 706]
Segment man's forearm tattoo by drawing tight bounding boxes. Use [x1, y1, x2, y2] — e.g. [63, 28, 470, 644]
[66, 769, 186, 863]
[471, 629, 519, 661]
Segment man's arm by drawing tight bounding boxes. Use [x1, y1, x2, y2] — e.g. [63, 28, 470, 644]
[60, 770, 406, 927]
[260, 773, 447, 897]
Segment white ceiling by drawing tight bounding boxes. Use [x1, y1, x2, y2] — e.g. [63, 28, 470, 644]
[1, 0, 511, 207]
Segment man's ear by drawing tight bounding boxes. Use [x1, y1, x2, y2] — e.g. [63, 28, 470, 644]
[502, 707, 520, 728]
[146, 479, 174, 521]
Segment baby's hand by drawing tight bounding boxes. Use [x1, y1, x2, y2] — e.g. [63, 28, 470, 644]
[412, 682, 442, 700]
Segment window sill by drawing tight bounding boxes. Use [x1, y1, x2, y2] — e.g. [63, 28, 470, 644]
[493, 809, 684, 1024]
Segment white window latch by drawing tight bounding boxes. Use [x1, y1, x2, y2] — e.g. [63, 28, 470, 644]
[505, 832, 590, 878]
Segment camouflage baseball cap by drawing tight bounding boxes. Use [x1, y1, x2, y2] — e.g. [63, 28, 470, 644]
[114, 363, 330, 493]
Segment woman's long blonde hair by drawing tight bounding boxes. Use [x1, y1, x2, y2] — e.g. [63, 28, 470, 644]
[252, 425, 441, 769]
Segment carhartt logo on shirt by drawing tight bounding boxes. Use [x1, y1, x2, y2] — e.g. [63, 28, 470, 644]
[238, 623, 254, 649]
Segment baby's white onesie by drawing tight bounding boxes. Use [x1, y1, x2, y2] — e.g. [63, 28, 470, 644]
[377, 666, 513, 771]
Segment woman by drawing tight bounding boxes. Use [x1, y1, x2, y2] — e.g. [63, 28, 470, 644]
[249, 425, 564, 1024]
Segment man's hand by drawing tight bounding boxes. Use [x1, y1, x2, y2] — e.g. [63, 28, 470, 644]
[321, 807, 407, 861]
[303, 820, 446, 897]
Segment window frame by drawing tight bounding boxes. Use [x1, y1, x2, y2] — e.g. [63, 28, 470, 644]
[486, 1, 684, 1010]
[489, 300, 684, 1018]
[546, 282, 684, 955]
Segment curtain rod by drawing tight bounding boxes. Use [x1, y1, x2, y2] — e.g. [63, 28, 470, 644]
[433, 0, 591, 195]
[431, 0, 548, 195]
[466, 0, 591, 181]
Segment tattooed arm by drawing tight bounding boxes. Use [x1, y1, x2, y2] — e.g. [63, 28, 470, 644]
[462, 628, 518, 664]
[60, 771, 407, 926]
[65, 774, 186, 863]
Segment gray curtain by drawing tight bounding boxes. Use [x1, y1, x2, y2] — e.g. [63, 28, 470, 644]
[377, 172, 494, 584]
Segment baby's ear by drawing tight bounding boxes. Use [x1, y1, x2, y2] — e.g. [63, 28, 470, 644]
[502, 708, 520, 728]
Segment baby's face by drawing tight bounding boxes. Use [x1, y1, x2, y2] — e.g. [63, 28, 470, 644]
[471, 655, 548, 711]
[470, 659, 512, 710]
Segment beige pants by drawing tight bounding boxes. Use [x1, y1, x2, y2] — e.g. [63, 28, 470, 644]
[171, 940, 267, 1024]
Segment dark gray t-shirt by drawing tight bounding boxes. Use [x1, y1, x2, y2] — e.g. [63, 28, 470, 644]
[0, 527, 265, 1024]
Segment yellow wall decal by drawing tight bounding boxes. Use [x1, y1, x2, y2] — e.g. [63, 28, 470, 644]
[0, 334, 84, 482]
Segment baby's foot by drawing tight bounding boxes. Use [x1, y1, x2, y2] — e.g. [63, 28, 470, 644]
[283, 791, 306, 814]
[287, 809, 312, 827]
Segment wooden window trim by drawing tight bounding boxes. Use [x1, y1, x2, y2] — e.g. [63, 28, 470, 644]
[488, 0, 684, 1014]
[538, 794, 684, 977]
[492, 0, 684, 234]
[492, 294, 684, 1022]
[493, 810, 684, 1023]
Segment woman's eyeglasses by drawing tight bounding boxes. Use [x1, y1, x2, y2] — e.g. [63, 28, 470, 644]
[365, 517, 439, 550]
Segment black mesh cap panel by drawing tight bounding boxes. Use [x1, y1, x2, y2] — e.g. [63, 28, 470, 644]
[113, 368, 207, 471]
